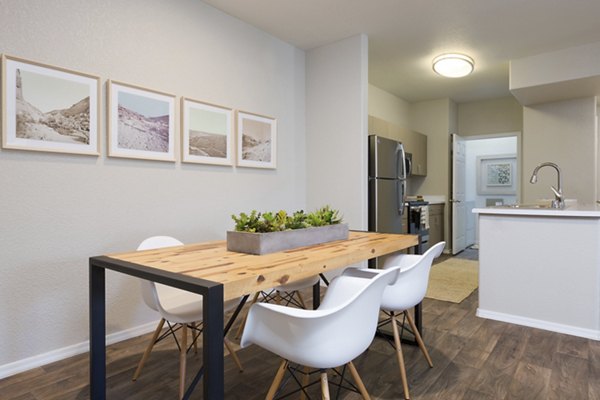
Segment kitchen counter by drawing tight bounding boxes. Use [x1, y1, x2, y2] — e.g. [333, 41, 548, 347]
[474, 204, 600, 217]
[422, 195, 446, 205]
[473, 205, 600, 340]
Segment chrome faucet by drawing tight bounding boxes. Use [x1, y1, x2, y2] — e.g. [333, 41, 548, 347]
[529, 162, 564, 209]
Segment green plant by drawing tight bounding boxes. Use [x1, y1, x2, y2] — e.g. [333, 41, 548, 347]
[231, 206, 342, 232]
[286, 210, 309, 230]
[306, 205, 342, 227]
[231, 210, 262, 232]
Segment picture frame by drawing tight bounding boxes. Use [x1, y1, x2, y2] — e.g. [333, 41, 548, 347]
[181, 98, 233, 166]
[1, 54, 100, 156]
[107, 80, 176, 162]
[236, 110, 276, 169]
[476, 154, 517, 195]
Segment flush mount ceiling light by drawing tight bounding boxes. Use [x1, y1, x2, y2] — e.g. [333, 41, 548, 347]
[432, 53, 474, 78]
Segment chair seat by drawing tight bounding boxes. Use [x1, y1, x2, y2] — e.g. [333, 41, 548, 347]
[377, 241, 446, 400]
[273, 275, 320, 292]
[134, 235, 244, 398]
[156, 283, 241, 324]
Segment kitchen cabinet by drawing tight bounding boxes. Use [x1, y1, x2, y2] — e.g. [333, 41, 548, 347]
[368, 115, 427, 176]
[428, 203, 444, 245]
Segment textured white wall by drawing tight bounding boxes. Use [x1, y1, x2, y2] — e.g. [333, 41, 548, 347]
[522, 97, 597, 205]
[368, 84, 411, 128]
[0, 0, 306, 372]
[510, 41, 600, 89]
[306, 34, 368, 230]
[458, 97, 523, 137]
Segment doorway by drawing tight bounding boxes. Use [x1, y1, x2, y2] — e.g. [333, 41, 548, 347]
[451, 133, 520, 254]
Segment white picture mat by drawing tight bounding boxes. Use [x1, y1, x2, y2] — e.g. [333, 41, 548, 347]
[476, 154, 517, 195]
[108, 81, 175, 161]
[236, 111, 276, 169]
[181, 99, 232, 165]
[3, 56, 99, 155]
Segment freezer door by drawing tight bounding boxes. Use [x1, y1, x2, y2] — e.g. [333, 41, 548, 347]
[368, 135, 406, 179]
[368, 178, 404, 233]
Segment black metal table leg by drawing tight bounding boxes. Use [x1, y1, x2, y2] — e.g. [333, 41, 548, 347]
[414, 243, 423, 333]
[184, 284, 224, 400]
[89, 262, 106, 400]
[312, 281, 320, 310]
[414, 303, 422, 333]
[90, 255, 229, 400]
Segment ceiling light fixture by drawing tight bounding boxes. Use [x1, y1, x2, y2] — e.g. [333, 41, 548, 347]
[432, 53, 474, 78]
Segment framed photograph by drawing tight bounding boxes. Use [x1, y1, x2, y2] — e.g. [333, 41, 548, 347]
[477, 154, 517, 195]
[181, 98, 233, 166]
[107, 80, 175, 162]
[236, 110, 276, 169]
[1, 54, 100, 155]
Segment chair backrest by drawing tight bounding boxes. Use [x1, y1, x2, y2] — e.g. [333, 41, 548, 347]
[380, 241, 446, 312]
[241, 267, 399, 369]
[136, 236, 184, 312]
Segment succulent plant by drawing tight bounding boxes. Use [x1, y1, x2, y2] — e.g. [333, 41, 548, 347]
[231, 206, 342, 232]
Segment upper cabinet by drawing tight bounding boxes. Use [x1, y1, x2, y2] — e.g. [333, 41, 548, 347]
[368, 115, 427, 176]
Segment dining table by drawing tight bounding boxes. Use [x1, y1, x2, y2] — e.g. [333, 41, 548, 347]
[89, 230, 419, 399]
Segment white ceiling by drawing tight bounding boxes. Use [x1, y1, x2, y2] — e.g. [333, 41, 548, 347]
[201, 0, 600, 103]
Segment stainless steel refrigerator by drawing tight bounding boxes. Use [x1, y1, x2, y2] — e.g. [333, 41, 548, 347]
[368, 135, 407, 236]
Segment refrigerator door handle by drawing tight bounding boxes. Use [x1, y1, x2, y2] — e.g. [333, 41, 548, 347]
[396, 143, 407, 180]
[397, 179, 406, 215]
[406, 156, 412, 177]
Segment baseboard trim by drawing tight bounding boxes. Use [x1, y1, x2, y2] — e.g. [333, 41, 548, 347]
[476, 308, 600, 341]
[0, 320, 159, 380]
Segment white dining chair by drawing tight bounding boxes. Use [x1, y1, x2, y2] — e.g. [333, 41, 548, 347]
[379, 241, 446, 400]
[240, 267, 399, 399]
[132, 236, 243, 399]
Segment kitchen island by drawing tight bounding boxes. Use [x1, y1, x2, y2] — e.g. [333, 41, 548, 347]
[473, 205, 600, 340]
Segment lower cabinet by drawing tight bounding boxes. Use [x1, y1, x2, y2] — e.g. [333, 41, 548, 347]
[428, 204, 444, 245]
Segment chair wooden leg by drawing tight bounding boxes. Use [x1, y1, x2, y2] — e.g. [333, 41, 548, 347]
[391, 312, 410, 400]
[224, 338, 244, 372]
[235, 291, 261, 339]
[266, 359, 288, 400]
[320, 371, 330, 400]
[132, 318, 165, 381]
[179, 324, 188, 400]
[404, 310, 433, 368]
[296, 291, 307, 309]
[347, 361, 371, 400]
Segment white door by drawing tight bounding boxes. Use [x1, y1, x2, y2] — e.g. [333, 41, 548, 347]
[451, 134, 467, 255]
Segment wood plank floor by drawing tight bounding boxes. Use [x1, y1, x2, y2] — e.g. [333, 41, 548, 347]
[2, 278, 599, 398]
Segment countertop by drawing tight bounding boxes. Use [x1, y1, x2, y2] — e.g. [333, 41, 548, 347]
[422, 195, 446, 205]
[473, 204, 600, 218]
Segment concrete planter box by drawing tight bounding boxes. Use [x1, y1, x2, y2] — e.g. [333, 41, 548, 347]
[227, 223, 349, 255]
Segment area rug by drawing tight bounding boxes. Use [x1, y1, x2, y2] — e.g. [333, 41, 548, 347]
[425, 258, 479, 303]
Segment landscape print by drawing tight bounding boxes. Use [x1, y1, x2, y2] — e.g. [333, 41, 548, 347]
[182, 99, 232, 165]
[16, 70, 91, 144]
[2, 55, 99, 155]
[117, 91, 170, 152]
[237, 111, 276, 168]
[108, 81, 175, 161]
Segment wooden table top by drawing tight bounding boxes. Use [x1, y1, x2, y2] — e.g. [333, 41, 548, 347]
[107, 231, 418, 301]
